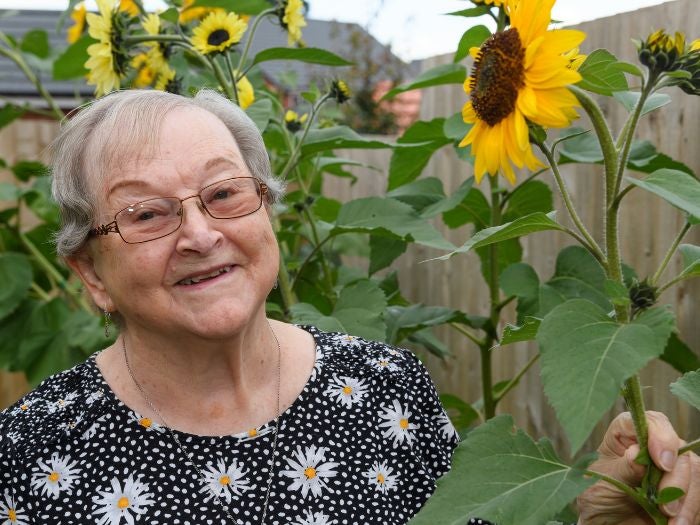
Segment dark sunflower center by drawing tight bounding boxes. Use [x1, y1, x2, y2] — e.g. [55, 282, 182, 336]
[207, 29, 230, 46]
[470, 28, 525, 126]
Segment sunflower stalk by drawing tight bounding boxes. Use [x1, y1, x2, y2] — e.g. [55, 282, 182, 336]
[650, 221, 690, 285]
[207, 55, 236, 101]
[224, 53, 239, 105]
[279, 93, 333, 181]
[0, 44, 64, 121]
[235, 7, 277, 79]
[537, 141, 606, 266]
[123, 34, 183, 45]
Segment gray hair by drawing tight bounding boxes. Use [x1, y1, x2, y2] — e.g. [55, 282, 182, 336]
[51, 89, 284, 258]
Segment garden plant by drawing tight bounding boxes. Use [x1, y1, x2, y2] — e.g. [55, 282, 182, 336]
[0, 0, 699, 523]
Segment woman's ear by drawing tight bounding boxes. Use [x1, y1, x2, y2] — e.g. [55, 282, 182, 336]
[65, 250, 113, 311]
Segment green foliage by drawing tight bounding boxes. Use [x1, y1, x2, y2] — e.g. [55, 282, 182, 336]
[627, 169, 700, 219]
[0, 252, 33, 320]
[381, 64, 467, 100]
[576, 49, 630, 95]
[409, 415, 595, 525]
[670, 369, 700, 411]
[678, 244, 700, 278]
[499, 317, 541, 346]
[538, 301, 675, 452]
[251, 47, 354, 67]
[454, 25, 490, 63]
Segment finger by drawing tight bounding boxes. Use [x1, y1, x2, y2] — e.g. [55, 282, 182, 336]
[611, 444, 647, 486]
[599, 412, 638, 457]
[659, 452, 691, 517]
[646, 411, 683, 472]
[669, 452, 700, 525]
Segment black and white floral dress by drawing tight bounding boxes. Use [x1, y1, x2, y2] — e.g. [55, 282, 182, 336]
[0, 326, 473, 525]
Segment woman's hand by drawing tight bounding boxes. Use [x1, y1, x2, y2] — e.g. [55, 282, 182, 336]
[577, 411, 700, 525]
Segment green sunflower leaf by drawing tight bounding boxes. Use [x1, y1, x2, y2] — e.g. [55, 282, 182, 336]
[382, 63, 467, 100]
[576, 49, 629, 95]
[300, 126, 392, 156]
[442, 184, 490, 229]
[20, 29, 49, 59]
[191, 0, 270, 14]
[388, 119, 451, 190]
[439, 394, 479, 434]
[421, 177, 474, 219]
[538, 300, 675, 452]
[678, 244, 700, 278]
[332, 197, 455, 251]
[369, 235, 407, 275]
[408, 415, 595, 525]
[613, 91, 672, 116]
[435, 212, 564, 261]
[626, 169, 700, 219]
[499, 317, 542, 346]
[244, 98, 274, 132]
[446, 6, 492, 18]
[660, 333, 700, 374]
[670, 370, 700, 411]
[454, 25, 491, 63]
[251, 47, 352, 67]
[0, 252, 33, 321]
[0, 104, 26, 130]
[386, 177, 446, 212]
[53, 33, 96, 80]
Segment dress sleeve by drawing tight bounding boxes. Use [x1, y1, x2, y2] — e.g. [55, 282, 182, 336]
[405, 352, 460, 481]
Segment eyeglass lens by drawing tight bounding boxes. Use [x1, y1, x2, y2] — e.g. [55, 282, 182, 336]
[115, 178, 262, 243]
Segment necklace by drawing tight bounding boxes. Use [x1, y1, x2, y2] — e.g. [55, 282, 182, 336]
[122, 325, 282, 525]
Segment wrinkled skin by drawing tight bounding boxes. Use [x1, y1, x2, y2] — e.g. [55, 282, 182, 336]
[578, 411, 700, 525]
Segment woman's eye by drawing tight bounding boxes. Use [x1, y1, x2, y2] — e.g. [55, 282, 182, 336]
[213, 190, 233, 200]
[137, 211, 156, 221]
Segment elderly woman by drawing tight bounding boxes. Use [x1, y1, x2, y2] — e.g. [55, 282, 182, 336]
[0, 89, 698, 525]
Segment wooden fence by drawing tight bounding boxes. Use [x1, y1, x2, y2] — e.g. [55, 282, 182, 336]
[1, 0, 699, 455]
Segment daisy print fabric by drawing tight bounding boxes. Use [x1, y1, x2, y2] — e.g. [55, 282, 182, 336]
[0, 326, 465, 525]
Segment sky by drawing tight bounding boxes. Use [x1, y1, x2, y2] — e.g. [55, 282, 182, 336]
[0, 0, 672, 61]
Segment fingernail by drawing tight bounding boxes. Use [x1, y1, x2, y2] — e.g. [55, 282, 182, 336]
[660, 450, 676, 471]
[664, 499, 681, 516]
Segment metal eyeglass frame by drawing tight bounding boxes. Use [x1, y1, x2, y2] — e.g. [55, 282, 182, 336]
[88, 177, 269, 244]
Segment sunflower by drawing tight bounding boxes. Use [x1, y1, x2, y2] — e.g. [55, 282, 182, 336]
[155, 65, 177, 92]
[119, 0, 139, 16]
[67, 3, 86, 44]
[280, 0, 307, 46]
[191, 11, 248, 55]
[178, 0, 223, 24]
[330, 79, 351, 103]
[131, 53, 156, 87]
[472, 0, 506, 6]
[459, 0, 584, 184]
[692, 39, 700, 52]
[284, 109, 308, 132]
[85, 0, 128, 97]
[235, 73, 255, 109]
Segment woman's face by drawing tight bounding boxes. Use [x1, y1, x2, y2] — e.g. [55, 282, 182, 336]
[76, 107, 279, 340]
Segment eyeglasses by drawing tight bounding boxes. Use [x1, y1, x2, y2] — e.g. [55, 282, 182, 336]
[89, 177, 268, 244]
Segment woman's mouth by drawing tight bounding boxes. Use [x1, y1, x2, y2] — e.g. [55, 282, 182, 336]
[176, 264, 234, 286]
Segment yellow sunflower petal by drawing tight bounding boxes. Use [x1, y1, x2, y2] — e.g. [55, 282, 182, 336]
[540, 29, 587, 55]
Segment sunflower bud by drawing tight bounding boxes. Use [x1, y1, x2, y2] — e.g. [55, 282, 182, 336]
[284, 110, 308, 132]
[329, 80, 351, 104]
[629, 279, 658, 315]
[673, 40, 700, 96]
[636, 30, 686, 76]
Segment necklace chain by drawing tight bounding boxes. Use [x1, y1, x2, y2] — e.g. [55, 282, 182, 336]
[122, 326, 282, 525]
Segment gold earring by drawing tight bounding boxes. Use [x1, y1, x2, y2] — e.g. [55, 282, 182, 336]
[104, 309, 112, 338]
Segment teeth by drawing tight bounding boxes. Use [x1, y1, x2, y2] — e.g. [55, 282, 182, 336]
[179, 265, 232, 285]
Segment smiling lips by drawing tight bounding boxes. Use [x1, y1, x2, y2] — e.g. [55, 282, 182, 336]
[176, 264, 234, 286]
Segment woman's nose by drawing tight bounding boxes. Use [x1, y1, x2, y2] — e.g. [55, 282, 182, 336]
[174, 198, 224, 253]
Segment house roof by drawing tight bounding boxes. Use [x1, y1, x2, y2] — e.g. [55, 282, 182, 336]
[0, 9, 416, 104]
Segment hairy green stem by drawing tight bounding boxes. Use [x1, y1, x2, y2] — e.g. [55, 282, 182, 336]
[31, 282, 52, 302]
[302, 207, 334, 292]
[123, 34, 184, 45]
[570, 86, 618, 204]
[19, 232, 92, 312]
[224, 53, 239, 105]
[583, 469, 667, 524]
[679, 439, 700, 455]
[651, 222, 690, 285]
[657, 273, 694, 295]
[279, 93, 332, 180]
[493, 353, 539, 403]
[292, 235, 335, 290]
[449, 322, 485, 347]
[537, 141, 606, 265]
[207, 55, 236, 101]
[499, 167, 549, 209]
[613, 83, 652, 198]
[482, 175, 501, 420]
[236, 7, 277, 76]
[271, 217, 296, 315]
[0, 46, 64, 120]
